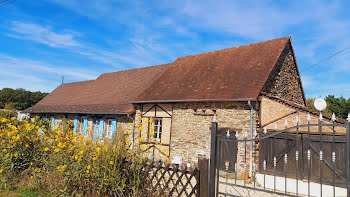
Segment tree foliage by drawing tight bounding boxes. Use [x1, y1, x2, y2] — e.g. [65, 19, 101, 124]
[0, 88, 48, 110]
[306, 95, 350, 120]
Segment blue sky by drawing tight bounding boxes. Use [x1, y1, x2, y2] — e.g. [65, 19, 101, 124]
[0, 0, 350, 98]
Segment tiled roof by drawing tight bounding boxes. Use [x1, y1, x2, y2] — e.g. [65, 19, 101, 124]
[25, 64, 171, 114]
[26, 37, 291, 114]
[133, 37, 290, 102]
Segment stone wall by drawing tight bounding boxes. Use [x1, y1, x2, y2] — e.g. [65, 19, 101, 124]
[133, 101, 259, 172]
[261, 41, 305, 106]
[170, 101, 258, 173]
[260, 97, 346, 133]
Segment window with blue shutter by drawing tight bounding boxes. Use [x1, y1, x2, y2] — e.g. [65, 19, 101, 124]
[51, 116, 55, 129]
[93, 119, 100, 140]
[112, 119, 117, 138]
[82, 116, 88, 136]
[73, 116, 78, 133]
[99, 119, 104, 140]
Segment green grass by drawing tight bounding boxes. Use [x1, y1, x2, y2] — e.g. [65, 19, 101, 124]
[0, 189, 41, 197]
[18, 189, 41, 197]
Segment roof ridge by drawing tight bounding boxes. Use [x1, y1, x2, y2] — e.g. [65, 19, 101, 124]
[96, 63, 173, 80]
[175, 36, 290, 62]
[60, 79, 96, 86]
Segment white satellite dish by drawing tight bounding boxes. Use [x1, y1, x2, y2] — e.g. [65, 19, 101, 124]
[314, 98, 327, 111]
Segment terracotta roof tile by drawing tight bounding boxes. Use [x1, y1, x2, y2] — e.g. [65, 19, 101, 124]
[26, 37, 291, 114]
[25, 64, 171, 114]
[133, 37, 290, 102]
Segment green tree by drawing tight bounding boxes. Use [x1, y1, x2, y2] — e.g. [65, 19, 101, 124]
[307, 95, 350, 120]
[325, 95, 350, 120]
[0, 88, 48, 110]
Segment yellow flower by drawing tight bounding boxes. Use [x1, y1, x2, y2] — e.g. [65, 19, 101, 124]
[78, 150, 84, 155]
[30, 176, 33, 179]
[139, 127, 144, 131]
[141, 145, 146, 149]
[86, 170, 90, 174]
[53, 125, 57, 129]
[151, 126, 155, 130]
[11, 117, 16, 121]
[87, 165, 91, 170]
[74, 155, 78, 160]
[14, 153, 18, 157]
[165, 153, 169, 157]
[2, 149, 6, 152]
[150, 131, 155, 136]
[44, 147, 49, 151]
[25, 144, 29, 148]
[150, 117, 153, 123]
[5, 153, 9, 158]
[137, 137, 142, 142]
[0, 169, 3, 173]
[125, 139, 130, 144]
[95, 147, 101, 152]
[57, 165, 66, 172]
[161, 150, 165, 153]
[54, 148, 60, 153]
[92, 157, 97, 161]
[35, 168, 41, 173]
[109, 161, 113, 165]
[30, 162, 33, 166]
[128, 123, 133, 126]
[125, 130, 130, 134]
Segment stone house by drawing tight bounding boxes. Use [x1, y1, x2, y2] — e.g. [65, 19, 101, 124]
[26, 37, 337, 165]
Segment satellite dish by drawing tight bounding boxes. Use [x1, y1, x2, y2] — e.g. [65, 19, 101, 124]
[314, 98, 327, 111]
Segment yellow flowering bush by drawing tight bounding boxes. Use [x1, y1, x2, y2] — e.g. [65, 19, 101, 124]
[0, 112, 147, 196]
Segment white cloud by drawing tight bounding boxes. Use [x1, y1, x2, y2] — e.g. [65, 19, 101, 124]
[0, 54, 97, 80]
[0, 54, 100, 92]
[8, 21, 81, 48]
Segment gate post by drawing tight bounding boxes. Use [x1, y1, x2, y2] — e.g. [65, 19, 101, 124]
[209, 118, 218, 197]
[346, 120, 350, 197]
[198, 156, 209, 197]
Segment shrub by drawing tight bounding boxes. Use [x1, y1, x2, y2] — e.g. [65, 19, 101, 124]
[0, 114, 146, 196]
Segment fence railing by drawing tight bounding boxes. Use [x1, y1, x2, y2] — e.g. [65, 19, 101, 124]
[209, 113, 350, 197]
[109, 158, 209, 197]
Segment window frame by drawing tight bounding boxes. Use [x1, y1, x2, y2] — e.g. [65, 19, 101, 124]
[94, 119, 100, 133]
[106, 119, 113, 139]
[152, 118, 162, 142]
[79, 116, 85, 133]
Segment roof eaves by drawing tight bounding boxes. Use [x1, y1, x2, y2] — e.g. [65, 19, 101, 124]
[130, 98, 257, 104]
[26, 111, 130, 115]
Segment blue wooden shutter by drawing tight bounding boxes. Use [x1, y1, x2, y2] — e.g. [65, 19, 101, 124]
[73, 116, 78, 133]
[51, 116, 55, 129]
[99, 119, 104, 139]
[83, 116, 88, 135]
[112, 119, 117, 138]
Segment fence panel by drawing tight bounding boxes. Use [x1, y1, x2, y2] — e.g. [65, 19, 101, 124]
[141, 161, 200, 197]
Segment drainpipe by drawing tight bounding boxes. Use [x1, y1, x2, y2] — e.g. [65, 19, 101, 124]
[248, 101, 254, 177]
